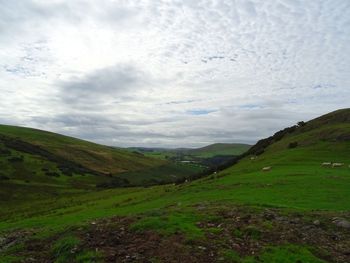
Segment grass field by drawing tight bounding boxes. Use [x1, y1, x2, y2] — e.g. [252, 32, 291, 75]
[0, 109, 350, 262]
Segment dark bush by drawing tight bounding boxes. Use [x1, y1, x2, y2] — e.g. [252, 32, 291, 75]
[45, 171, 60, 177]
[288, 142, 298, 149]
[298, 121, 306, 127]
[0, 175, 10, 180]
[96, 177, 130, 188]
[0, 148, 11, 155]
[8, 156, 24, 163]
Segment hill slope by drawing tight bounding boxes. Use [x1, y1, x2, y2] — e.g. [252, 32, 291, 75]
[0, 125, 203, 199]
[0, 124, 161, 175]
[185, 143, 251, 157]
[1, 109, 350, 263]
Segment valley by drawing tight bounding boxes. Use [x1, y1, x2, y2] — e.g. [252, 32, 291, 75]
[0, 109, 350, 263]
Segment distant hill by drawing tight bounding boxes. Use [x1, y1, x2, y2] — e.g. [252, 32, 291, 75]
[128, 143, 251, 169]
[184, 143, 251, 157]
[0, 125, 203, 200]
[129, 143, 251, 157]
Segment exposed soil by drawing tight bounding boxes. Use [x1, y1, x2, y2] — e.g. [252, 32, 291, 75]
[78, 209, 350, 263]
[5, 208, 350, 263]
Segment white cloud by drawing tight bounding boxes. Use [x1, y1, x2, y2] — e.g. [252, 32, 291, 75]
[0, 0, 349, 147]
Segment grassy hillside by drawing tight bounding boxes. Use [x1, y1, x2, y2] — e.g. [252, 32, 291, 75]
[0, 125, 203, 197]
[0, 124, 162, 174]
[185, 143, 251, 158]
[1, 109, 350, 262]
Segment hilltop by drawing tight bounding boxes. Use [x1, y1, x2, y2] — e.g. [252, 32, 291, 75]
[1, 109, 350, 263]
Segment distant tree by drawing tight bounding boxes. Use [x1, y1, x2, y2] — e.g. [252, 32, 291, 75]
[297, 121, 306, 127]
[288, 142, 298, 149]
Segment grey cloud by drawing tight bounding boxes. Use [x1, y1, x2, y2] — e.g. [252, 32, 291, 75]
[59, 65, 148, 108]
[1, 0, 349, 148]
[0, 0, 140, 42]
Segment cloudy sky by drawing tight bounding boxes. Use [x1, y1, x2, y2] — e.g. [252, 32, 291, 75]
[0, 0, 349, 147]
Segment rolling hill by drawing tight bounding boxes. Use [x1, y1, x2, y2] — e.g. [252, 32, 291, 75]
[0, 125, 203, 201]
[1, 109, 350, 263]
[184, 143, 251, 157]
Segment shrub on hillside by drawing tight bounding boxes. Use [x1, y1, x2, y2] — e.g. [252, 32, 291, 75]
[298, 121, 306, 127]
[45, 171, 60, 177]
[0, 148, 11, 155]
[288, 142, 298, 149]
[96, 177, 130, 188]
[0, 175, 10, 180]
[8, 156, 24, 163]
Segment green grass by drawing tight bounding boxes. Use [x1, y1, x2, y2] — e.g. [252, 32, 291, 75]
[131, 211, 204, 240]
[1, 135, 350, 235]
[51, 235, 101, 263]
[243, 245, 325, 263]
[0, 255, 22, 263]
[219, 245, 325, 263]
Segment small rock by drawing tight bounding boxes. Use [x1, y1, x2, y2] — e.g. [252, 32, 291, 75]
[313, 220, 320, 226]
[263, 211, 276, 220]
[276, 216, 287, 221]
[334, 219, 350, 229]
[331, 233, 341, 241]
[289, 218, 300, 224]
[0, 237, 6, 245]
[198, 246, 207, 250]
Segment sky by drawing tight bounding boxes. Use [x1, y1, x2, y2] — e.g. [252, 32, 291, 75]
[0, 0, 349, 148]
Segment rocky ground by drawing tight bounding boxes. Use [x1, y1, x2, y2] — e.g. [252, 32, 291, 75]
[1, 207, 350, 262]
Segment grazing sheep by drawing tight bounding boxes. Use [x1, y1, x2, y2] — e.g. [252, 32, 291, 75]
[321, 162, 332, 167]
[262, 166, 271, 172]
[332, 163, 344, 168]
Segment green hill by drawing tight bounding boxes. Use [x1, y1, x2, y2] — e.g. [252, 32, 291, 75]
[0, 124, 162, 174]
[185, 143, 251, 157]
[1, 109, 350, 263]
[0, 125, 203, 201]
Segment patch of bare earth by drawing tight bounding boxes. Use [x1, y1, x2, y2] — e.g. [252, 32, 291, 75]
[7, 208, 350, 262]
[79, 209, 350, 263]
